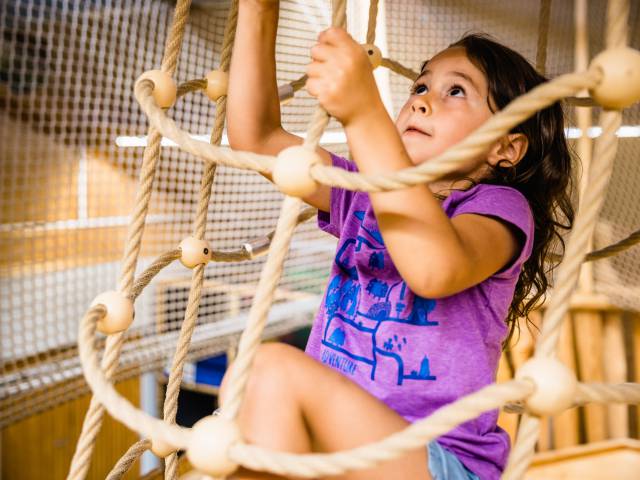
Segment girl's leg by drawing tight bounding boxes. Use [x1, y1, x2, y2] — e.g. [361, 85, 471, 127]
[220, 343, 431, 480]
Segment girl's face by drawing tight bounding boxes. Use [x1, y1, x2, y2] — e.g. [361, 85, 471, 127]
[396, 47, 494, 169]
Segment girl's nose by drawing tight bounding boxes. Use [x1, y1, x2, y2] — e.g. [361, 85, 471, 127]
[411, 97, 432, 115]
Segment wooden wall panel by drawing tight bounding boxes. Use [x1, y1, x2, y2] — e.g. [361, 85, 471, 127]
[499, 304, 637, 457]
[2, 377, 141, 480]
[0, 222, 174, 277]
[573, 310, 608, 442]
[86, 149, 143, 218]
[0, 118, 78, 224]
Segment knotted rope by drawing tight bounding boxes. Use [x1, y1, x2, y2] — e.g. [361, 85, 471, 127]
[67, 2, 193, 478]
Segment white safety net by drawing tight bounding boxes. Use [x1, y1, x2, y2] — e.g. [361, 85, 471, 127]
[1, 0, 639, 428]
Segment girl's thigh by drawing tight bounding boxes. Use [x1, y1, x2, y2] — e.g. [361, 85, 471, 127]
[234, 343, 431, 480]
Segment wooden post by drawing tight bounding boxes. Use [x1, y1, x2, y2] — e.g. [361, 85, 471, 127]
[553, 314, 580, 448]
[574, 309, 608, 442]
[603, 311, 628, 438]
[633, 313, 640, 437]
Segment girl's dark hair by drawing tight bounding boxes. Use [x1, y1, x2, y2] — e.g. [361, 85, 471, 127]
[446, 34, 575, 344]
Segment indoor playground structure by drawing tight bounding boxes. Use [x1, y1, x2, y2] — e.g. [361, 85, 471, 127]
[1, 0, 640, 479]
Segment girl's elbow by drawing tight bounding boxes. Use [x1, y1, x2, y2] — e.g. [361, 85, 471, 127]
[226, 127, 253, 151]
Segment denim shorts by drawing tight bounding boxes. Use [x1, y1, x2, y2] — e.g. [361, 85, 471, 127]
[428, 441, 480, 480]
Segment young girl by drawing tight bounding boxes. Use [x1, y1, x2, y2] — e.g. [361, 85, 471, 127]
[223, 1, 573, 479]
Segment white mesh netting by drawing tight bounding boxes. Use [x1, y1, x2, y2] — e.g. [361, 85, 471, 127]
[1, 0, 639, 437]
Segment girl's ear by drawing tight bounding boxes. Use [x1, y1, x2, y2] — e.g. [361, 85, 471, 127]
[487, 133, 529, 168]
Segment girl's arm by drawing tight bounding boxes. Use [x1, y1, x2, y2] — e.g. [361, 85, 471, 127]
[227, 0, 332, 211]
[347, 107, 519, 298]
[306, 28, 519, 298]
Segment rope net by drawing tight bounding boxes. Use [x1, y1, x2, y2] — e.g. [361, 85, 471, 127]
[1, 0, 639, 478]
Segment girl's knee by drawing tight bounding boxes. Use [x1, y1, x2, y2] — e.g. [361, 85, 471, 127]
[240, 343, 298, 395]
[250, 343, 298, 387]
[254, 342, 298, 368]
[220, 343, 304, 409]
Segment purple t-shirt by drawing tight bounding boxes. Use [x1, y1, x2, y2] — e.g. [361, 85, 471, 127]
[305, 154, 534, 479]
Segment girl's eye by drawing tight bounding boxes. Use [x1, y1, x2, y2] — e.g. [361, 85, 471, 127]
[412, 84, 428, 95]
[449, 85, 466, 97]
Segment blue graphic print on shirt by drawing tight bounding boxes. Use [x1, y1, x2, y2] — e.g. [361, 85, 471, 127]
[321, 211, 438, 386]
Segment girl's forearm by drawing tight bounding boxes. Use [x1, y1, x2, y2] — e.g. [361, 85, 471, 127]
[344, 106, 468, 295]
[227, 1, 282, 149]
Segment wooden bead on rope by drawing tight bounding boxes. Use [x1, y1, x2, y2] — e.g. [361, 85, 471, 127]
[90, 291, 134, 335]
[178, 237, 211, 268]
[362, 44, 382, 68]
[589, 47, 640, 109]
[205, 70, 229, 101]
[150, 435, 177, 458]
[272, 146, 320, 198]
[138, 70, 177, 108]
[186, 415, 241, 477]
[515, 357, 577, 416]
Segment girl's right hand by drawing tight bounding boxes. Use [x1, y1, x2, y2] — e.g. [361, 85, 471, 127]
[306, 27, 384, 127]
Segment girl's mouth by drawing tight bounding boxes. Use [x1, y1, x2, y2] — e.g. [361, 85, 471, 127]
[404, 126, 431, 136]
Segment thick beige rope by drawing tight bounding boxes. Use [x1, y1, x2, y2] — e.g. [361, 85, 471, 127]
[381, 57, 419, 80]
[67, 2, 193, 479]
[105, 439, 151, 480]
[504, 1, 629, 477]
[131, 249, 182, 300]
[366, 0, 379, 45]
[78, 306, 192, 446]
[506, 381, 640, 415]
[504, 104, 623, 480]
[228, 381, 534, 477]
[211, 1, 347, 422]
[163, 3, 239, 477]
[536, 111, 622, 358]
[163, 263, 205, 479]
[136, 70, 600, 192]
[546, 227, 640, 263]
[219, 196, 304, 420]
[584, 228, 640, 261]
[503, 414, 542, 480]
[78, 251, 179, 480]
[536, 0, 551, 75]
[575, 382, 640, 405]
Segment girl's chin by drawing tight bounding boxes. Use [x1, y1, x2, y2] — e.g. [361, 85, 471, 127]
[402, 143, 439, 165]
[404, 150, 436, 166]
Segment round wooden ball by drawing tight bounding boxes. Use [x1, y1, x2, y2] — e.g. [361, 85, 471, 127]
[205, 70, 229, 101]
[138, 69, 177, 108]
[150, 435, 177, 458]
[589, 47, 640, 109]
[272, 146, 320, 198]
[90, 291, 134, 335]
[186, 415, 241, 477]
[362, 44, 382, 69]
[179, 237, 211, 269]
[515, 357, 577, 416]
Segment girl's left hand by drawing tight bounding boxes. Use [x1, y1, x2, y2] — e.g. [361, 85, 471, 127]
[306, 27, 383, 126]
